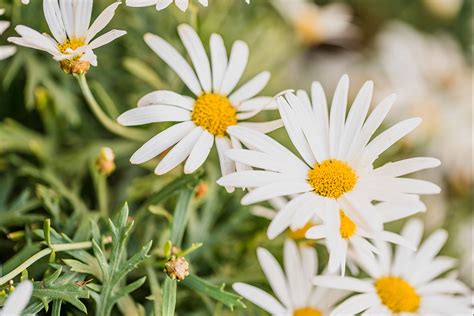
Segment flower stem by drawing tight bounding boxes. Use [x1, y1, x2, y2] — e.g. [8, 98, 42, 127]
[76, 74, 149, 142]
[0, 241, 92, 285]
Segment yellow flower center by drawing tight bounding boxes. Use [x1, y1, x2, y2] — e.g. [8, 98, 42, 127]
[375, 276, 420, 313]
[191, 93, 237, 136]
[57, 37, 86, 54]
[339, 210, 356, 239]
[293, 307, 322, 316]
[287, 222, 315, 240]
[307, 159, 357, 198]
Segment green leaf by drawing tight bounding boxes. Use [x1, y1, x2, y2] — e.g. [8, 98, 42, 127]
[182, 275, 246, 311]
[170, 189, 194, 247]
[161, 278, 177, 316]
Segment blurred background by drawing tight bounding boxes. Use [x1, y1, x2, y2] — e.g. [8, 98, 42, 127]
[0, 0, 472, 315]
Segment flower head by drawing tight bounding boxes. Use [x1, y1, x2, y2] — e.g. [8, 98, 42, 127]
[0, 281, 33, 316]
[233, 239, 348, 315]
[218, 75, 441, 263]
[313, 219, 472, 315]
[165, 256, 190, 281]
[117, 24, 281, 192]
[8, 0, 126, 74]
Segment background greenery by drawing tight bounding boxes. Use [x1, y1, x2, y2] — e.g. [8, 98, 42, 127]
[0, 0, 472, 315]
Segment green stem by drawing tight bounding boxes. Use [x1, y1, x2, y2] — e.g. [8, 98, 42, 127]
[0, 241, 92, 285]
[76, 74, 148, 142]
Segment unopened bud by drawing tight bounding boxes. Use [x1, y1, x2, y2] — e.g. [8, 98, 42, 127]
[194, 182, 208, 199]
[60, 59, 90, 75]
[164, 256, 189, 281]
[95, 147, 116, 176]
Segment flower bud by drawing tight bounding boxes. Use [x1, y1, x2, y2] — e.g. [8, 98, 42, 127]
[164, 256, 189, 281]
[95, 147, 116, 176]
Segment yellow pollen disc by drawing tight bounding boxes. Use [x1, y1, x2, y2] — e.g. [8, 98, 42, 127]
[375, 276, 420, 313]
[307, 159, 357, 198]
[293, 307, 322, 316]
[339, 210, 356, 239]
[57, 37, 86, 54]
[287, 222, 315, 240]
[191, 93, 237, 136]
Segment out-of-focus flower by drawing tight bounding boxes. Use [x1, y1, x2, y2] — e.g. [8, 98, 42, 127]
[271, 0, 358, 46]
[21, 0, 30, 4]
[218, 75, 440, 270]
[126, 0, 249, 12]
[8, 1, 126, 74]
[0, 281, 33, 316]
[95, 147, 116, 176]
[375, 22, 473, 187]
[118, 24, 281, 191]
[233, 239, 348, 315]
[314, 219, 472, 315]
[0, 9, 16, 60]
[423, 0, 463, 19]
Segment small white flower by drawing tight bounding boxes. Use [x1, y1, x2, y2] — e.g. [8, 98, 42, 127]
[218, 75, 441, 260]
[8, 0, 126, 74]
[126, 0, 249, 12]
[271, 0, 358, 46]
[313, 219, 472, 315]
[0, 281, 34, 316]
[117, 24, 281, 191]
[21, 0, 30, 5]
[233, 239, 348, 316]
[0, 8, 16, 60]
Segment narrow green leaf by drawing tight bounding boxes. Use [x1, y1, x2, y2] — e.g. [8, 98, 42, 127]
[170, 189, 194, 247]
[161, 278, 177, 316]
[182, 275, 246, 311]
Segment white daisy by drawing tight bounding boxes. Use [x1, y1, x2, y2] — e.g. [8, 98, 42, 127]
[8, 0, 126, 74]
[253, 197, 420, 275]
[126, 0, 249, 12]
[0, 281, 33, 316]
[218, 75, 441, 242]
[233, 239, 348, 316]
[0, 8, 16, 60]
[271, 0, 358, 46]
[117, 24, 281, 191]
[313, 219, 473, 315]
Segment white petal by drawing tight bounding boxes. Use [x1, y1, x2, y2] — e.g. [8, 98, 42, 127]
[313, 276, 374, 292]
[154, 127, 202, 175]
[126, 0, 160, 7]
[392, 218, 424, 276]
[238, 96, 273, 112]
[284, 239, 309, 307]
[223, 149, 292, 173]
[215, 136, 235, 192]
[144, 32, 202, 96]
[376, 200, 425, 223]
[137, 90, 194, 110]
[59, 0, 75, 37]
[373, 157, 441, 178]
[232, 283, 287, 314]
[238, 120, 283, 134]
[155, 0, 173, 10]
[346, 94, 395, 163]
[331, 293, 380, 315]
[329, 74, 349, 157]
[86, 2, 121, 42]
[219, 40, 249, 95]
[359, 118, 422, 166]
[411, 257, 456, 286]
[257, 248, 292, 308]
[417, 278, 470, 295]
[174, 0, 189, 12]
[305, 226, 326, 239]
[88, 29, 126, 49]
[209, 33, 228, 92]
[311, 81, 330, 160]
[0, 46, 16, 60]
[43, 0, 66, 43]
[241, 182, 313, 205]
[130, 121, 195, 164]
[1, 281, 33, 315]
[267, 192, 314, 239]
[290, 194, 324, 230]
[217, 170, 299, 188]
[117, 105, 190, 126]
[229, 71, 270, 105]
[75, 0, 93, 37]
[177, 24, 212, 92]
[229, 135, 252, 173]
[184, 131, 214, 173]
[338, 80, 373, 159]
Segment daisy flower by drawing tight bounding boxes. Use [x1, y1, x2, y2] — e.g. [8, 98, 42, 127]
[313, 219, 472, 315]
[233, 239, 348, 316]
[0, 8, 16, 60]
[126, 0, 249, 12]
[271, 0, 358, 46]
[8, 0, 126, 74]
[218, 75, 441, 239]
[0, 281, 33, 316]
[117, 24, 281, 191]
